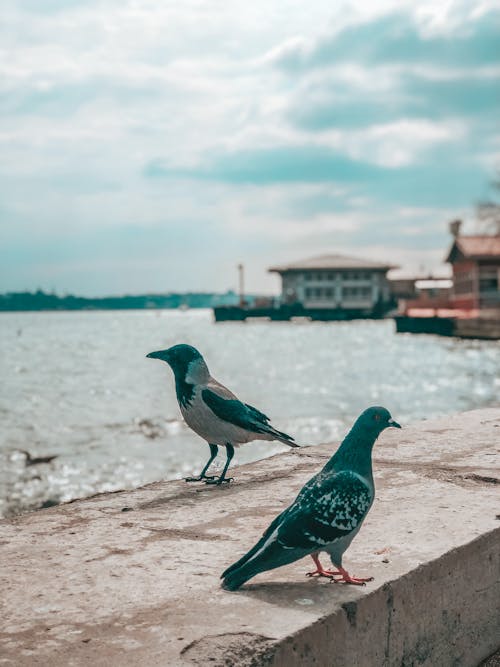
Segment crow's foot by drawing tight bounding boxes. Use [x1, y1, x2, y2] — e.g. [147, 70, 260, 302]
[204, 476, 234, 486]
[185, 475, 216, 483]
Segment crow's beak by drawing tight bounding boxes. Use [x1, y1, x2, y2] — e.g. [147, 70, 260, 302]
[388, 418, 401, 429]
[146, 350, 164, 360]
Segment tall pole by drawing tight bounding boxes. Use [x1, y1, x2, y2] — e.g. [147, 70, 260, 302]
[238, 263, 245, 307]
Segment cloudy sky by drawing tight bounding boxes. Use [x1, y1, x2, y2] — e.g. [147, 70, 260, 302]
[1, 0, 499, 295]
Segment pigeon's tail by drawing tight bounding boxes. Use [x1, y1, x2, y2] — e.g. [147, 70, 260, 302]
[267, 426, 298, 448]
[221, 529, 304, 591]
[222, 510, 287, 581]
[221, 539, 300, 591]
[222, 562, 260, 591]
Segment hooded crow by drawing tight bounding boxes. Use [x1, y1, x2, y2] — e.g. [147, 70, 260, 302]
[147, 344, 297, 485]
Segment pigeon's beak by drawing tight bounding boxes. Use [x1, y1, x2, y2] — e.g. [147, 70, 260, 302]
[388, 418, 401, 429]
[146, 350, 164, 360]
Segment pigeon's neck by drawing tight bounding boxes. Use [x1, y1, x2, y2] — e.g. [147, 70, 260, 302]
[324, 428, 377, 481]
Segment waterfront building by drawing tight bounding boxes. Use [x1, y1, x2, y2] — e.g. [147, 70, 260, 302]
[268, 254, 395, 314]
[445, 222, 500, 311]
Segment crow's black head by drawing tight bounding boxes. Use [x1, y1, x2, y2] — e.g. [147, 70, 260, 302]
[146, 344, 203, 377]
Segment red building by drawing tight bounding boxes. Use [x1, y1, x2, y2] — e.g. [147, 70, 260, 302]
[445, 225, 500, 312]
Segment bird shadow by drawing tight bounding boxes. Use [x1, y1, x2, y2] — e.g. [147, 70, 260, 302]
[227, 577, 364, 611]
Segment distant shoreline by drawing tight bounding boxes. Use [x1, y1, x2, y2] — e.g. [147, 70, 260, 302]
[0, 289, 256, 312]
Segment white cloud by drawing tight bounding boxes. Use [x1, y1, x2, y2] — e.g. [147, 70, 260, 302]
[0, 0, 495, 293]
[341, 118, 466, 167]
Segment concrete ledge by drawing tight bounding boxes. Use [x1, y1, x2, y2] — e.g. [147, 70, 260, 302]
[1, 408, 499, 666]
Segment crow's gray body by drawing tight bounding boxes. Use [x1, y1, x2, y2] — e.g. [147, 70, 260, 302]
[181, 379, 282, 448]
[146, 344, 296, 484]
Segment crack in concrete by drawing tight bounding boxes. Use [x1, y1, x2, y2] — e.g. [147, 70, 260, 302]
[383, 582, 394, 667]
[140, 526, 224, 543]
[463, 474, 499, 485]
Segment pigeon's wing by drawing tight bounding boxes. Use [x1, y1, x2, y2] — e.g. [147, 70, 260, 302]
[222, 464, 329, 580]
[276, 470, 372, 551]
[221, 507, 289, 579]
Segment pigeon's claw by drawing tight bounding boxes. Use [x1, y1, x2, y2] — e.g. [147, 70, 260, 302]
[306, 554, 341, 580]
[306, 569, 341, 580]
[332, 567, 374, 586]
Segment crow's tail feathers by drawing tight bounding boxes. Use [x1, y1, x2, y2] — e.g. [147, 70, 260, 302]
[268, 426, 298, 447]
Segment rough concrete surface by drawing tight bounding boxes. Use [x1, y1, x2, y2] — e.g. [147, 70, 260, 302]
[1, 408, 499, 667]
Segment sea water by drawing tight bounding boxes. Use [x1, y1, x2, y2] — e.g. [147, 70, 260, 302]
[1, 309, 499, 517]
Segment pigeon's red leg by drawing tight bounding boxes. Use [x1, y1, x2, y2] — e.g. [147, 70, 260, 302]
[306, 553, 341, 579]
[331, 566, 374, 585]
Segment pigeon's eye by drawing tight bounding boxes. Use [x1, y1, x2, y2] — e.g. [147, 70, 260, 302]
[373, 413, 381, 422]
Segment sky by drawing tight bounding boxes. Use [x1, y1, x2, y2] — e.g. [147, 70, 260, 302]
[0, 0, 499, 295]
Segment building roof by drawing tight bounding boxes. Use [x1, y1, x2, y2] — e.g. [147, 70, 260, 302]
[268, 254, 396, 273]
[445, 235, 500, 263]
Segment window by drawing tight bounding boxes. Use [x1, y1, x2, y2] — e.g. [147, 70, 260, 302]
[453, 269, 475, 295]
[342, 286, 371, 299]
[479, 267, 499, 293]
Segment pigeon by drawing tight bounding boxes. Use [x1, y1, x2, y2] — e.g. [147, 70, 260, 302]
[221, 406, 401, 590]
[146, 344, 297, 485]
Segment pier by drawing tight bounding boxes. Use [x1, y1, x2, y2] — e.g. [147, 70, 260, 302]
[214, 304, 390, 322]
[1, 408, 499, 666]
[394, 315, 500, 340]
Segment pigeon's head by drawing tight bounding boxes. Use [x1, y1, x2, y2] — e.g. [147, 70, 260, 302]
[355, 406, 401, 436]
[146, 344, 206, 380]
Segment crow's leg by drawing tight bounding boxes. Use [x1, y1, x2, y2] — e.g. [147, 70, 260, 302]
[185, 444, 218, 482]
[330, 566, 374, 586]
[306, 553, 341, 579]
[205, 444, 234, 485]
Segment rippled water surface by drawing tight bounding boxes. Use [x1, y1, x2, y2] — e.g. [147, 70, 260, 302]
[1, 309, 499, 517]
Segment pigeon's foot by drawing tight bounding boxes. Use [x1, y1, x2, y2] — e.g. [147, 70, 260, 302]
[306, 568, 341, 579]
[204, 476, 234, 486]
[331, 567, 374, 586]
[185, 475, 216, 483]
[306, 554, 341, 580]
